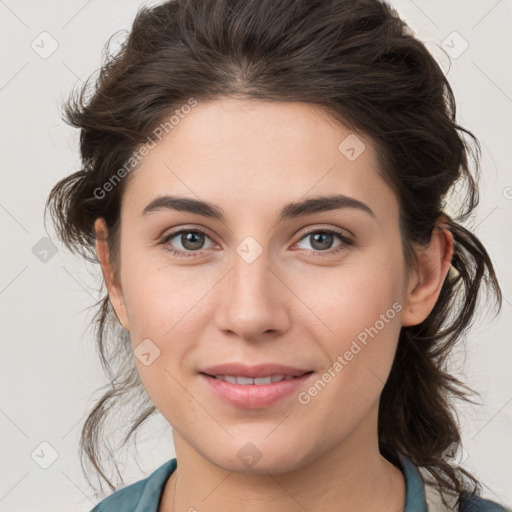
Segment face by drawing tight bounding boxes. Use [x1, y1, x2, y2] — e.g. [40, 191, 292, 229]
[95, 96, 444, 474]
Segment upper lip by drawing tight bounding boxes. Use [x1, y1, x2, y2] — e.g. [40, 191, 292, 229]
[200, 363, 313, 378]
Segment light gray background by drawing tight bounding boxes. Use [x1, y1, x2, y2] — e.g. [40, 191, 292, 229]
[0, 1, 511, 510]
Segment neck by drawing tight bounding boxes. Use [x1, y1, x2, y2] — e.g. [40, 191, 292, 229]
[160, 406, 406, 512]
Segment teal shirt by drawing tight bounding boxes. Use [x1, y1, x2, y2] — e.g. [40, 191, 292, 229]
[90, 452, 509, 511]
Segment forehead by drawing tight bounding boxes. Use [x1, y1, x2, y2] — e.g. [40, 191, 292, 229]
[122, 97, 398, 224]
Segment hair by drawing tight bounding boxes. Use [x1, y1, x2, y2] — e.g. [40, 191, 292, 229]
[45, 0, 503, 506]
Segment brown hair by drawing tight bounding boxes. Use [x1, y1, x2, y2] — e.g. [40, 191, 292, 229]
[45, 0, 502, 505]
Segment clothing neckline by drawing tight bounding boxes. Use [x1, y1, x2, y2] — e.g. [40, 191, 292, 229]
[132, 451, 428, 512]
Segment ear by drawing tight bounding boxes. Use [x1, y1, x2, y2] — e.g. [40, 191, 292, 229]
[401, 219, 454, 327]
[94, 217, 130, 331]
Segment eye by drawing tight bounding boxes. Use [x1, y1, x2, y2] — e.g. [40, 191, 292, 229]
[161, 229, 215, 257]
[294, 228, 354, 256]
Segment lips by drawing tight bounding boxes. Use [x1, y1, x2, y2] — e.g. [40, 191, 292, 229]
[200, 362, 312, 379]
[200, 370, 315, 409]
[198, 362, 315, 408]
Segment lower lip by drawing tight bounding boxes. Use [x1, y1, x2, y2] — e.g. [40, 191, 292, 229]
[200, 372, 314, 409]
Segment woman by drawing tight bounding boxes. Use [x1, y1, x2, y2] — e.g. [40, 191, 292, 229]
[45, 0, 510, 510]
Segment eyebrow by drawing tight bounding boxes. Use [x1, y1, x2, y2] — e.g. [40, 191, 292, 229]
[142, 194, 375, 222]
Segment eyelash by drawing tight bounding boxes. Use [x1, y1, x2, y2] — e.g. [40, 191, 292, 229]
[160, 227, 354, 259]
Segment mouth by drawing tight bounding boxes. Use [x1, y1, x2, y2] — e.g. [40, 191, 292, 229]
[200, 372, 314, 385]
[199, 370, 315, 409]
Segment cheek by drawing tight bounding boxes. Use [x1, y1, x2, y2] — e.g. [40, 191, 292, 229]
[311, 244, 405, 338]
[119, 245, 208, 340]
[119, 261, 217, 410]
[305, 242, 405, 388]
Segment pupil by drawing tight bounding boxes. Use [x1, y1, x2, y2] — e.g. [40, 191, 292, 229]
[183, 231, 203, 250]
[311, 232, 332, 250]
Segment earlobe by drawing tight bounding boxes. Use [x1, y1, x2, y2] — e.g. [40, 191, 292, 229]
[401, 223, 454, 327]
[94, 218, 130, 331]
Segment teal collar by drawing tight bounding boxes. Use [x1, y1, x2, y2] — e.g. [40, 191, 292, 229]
[397, 451, 429, 511]
[133, 458, 177, 512]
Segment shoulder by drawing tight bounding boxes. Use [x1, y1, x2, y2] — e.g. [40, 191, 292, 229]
[422, 473, 510, 512]
[89, 458, 177, 512]
[90, 479, 147, 512]
[458, 492, 512, 512]
[416, 462, 510, 512]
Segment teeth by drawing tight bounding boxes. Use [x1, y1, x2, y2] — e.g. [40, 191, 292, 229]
[214, 375, 296, 385]
[236, 376, 255, 385]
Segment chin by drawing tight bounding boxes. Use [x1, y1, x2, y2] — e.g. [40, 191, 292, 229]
[204, 440, 311, 475]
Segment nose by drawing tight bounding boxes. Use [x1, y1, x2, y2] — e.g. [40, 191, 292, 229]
[214, 250, 290, 341]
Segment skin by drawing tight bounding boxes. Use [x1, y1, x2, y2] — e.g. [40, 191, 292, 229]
[94, 96, 453, 512]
